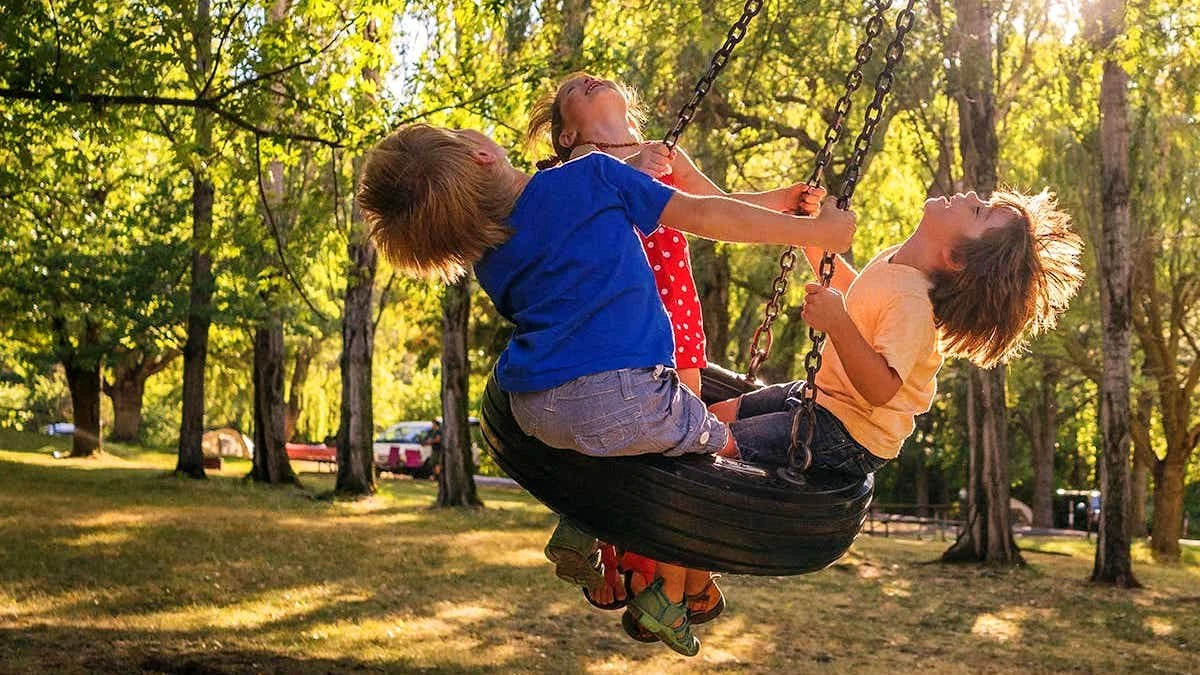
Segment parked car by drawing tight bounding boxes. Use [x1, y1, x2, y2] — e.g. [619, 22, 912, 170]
[373, 418, 482, 478]
[43, 422, 75, 436]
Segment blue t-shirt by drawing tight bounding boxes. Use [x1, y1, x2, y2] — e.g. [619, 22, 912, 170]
[474, 153, 677, 392]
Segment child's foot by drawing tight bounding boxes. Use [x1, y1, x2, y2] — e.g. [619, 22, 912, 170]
[625, 579, 700, 657]
[685, 574, 725, 625]
[621, 574, 724, 643]
[544, 518, 604, 590]
[581, 544, 627, 610]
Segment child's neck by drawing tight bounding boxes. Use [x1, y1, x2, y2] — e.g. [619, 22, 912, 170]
[890, 229, 945, 277]
[503, 165, 532, 201]
[577, 120, 639, 149]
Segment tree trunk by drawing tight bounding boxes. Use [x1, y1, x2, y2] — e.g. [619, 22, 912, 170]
[335, 160, 377, 496]
[284, 342, 315, 442]
[549, 0, 591, 65]
[1129, 457, 1148, 539]
[437, 277, 482, 508]
[1150, 457, 1187, 560]
[107, 348, 178, 443]
[1030, 364, 1057, 528]
[942, 0, 1020, 565]
[108, 373, 146, 443]
[915, 444, 931, 518]
[175, 0, 214, 480]
[65, 360, 102, 458]
[249, 319, 298, 485]
[1090, 0, 1137, 587]
[945, 366, 1023, 564]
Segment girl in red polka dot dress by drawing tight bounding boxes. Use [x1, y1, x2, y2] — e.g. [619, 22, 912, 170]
[527, 72, 823, 641]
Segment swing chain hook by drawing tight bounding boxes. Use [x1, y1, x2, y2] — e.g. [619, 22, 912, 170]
[787, 0, 920, 475]
[744, 0, 891, 386]
[663, 0, 764, 152]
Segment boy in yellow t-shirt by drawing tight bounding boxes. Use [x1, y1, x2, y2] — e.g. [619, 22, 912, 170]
[713, 190, 1084, 473]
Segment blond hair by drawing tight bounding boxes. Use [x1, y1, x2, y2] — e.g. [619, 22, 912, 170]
[526, 72, 647, 167]
[929, 189, 1084, 368]
[356, 124, 514, 282]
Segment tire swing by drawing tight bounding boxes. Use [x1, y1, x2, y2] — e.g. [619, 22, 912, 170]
[481, 0, 919, 575]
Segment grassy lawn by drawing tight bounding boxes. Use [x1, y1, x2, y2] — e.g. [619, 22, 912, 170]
[0, 431, 1196, 674]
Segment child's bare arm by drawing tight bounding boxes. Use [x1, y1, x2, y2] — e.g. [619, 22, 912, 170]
[801, 247, 858, 294]
[668, 146, 814, 212]
[659, 191, 855, 252]
[802, 283, 902, 406]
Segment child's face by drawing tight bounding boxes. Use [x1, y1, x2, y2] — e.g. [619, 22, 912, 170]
[555, 74, 629, 144]
[921, 191, 1017, 243]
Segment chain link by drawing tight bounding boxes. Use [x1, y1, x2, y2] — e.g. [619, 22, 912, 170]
[767, 0, 919, 479]
[745, 0, 891, 386]
[663, 0, 764, 151]
[785, 0, 920, 477]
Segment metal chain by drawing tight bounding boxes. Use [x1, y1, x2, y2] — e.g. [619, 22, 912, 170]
[662, 0, 764, 151]
[744, 0, 891, 384]
[783, 0, 920, 480]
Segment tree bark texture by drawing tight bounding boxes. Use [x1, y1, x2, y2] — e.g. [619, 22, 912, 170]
[107, 347, 179, 443]
[549, 0, 591, 65]
[437, 278, 482, 508]
[334, 29, 380, 495]
[284, 342, 315, 442]
[175, 0, 214, 480]
[1090, 0, 1137, 586]
[335, 164, 378, 496]
[1029, 363, 1058, 528]
[945, 367, 1023, 564]
[942, 0, 1020, 565]
[249, 321, 298, 485]
[1151, 458, 1187, 560]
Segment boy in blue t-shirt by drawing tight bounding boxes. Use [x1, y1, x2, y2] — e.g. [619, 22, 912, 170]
[357, 124, 855, 655]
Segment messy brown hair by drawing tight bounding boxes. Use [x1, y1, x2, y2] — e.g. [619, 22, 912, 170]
[526, 72, 647, 168]
[356, 124, 514, 282]
[929, 189, 1084, 368]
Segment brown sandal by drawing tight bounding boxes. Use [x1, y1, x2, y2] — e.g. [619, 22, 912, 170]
[685, 575, 725, 625]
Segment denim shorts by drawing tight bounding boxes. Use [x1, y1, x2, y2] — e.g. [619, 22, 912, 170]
[508, 366, 729, 458]
[729, 381, 889, 478]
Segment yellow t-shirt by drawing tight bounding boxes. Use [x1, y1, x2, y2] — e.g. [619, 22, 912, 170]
[813, 245, 943, 459]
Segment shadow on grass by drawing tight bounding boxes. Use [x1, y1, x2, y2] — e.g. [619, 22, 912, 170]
[2, 450, 1199, 673]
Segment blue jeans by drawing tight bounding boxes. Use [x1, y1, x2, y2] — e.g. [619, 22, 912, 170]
[509, 366, 729, 457]
[729, 381, 889, 477]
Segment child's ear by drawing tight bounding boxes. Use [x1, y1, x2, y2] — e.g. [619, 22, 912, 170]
[471, 147, 498, 166]
[557, 128, 578, 150]
[942, 243, 967, 272]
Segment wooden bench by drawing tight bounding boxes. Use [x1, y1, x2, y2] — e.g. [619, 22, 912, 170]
[866, 505, 957, 541]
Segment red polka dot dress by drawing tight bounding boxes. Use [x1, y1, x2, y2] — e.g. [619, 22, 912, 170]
[640, 174, 707, 370]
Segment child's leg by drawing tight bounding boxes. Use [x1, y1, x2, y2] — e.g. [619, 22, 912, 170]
[715, 381, 887, 476]
[627, 563, 700, 656]
[683, 568, 725, 624]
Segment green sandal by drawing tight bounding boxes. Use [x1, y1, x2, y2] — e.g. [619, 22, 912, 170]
[626, 578, 700, 657]
[543, 518, 603, 589]
[622, 574, 725, 643]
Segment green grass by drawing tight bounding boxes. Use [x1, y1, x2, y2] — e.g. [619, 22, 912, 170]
[0, 431, 1196, 674]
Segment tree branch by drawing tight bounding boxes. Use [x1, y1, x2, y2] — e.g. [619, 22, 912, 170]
[0, 88, 344, 146]
[254, 136, 330, 322]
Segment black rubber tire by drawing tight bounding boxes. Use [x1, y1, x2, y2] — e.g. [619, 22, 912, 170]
[479, 365, 873, 576]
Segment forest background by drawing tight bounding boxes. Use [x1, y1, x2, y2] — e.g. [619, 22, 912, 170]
[1, 0, 1197, 554]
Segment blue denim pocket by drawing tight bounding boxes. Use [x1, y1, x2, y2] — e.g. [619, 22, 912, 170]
[570, 404, 647, 456]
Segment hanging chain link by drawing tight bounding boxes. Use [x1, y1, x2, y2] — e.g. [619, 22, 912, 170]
[662, 0, 764, 151]
[783, 0, 920, 479]
[744, 0, 891, 385]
